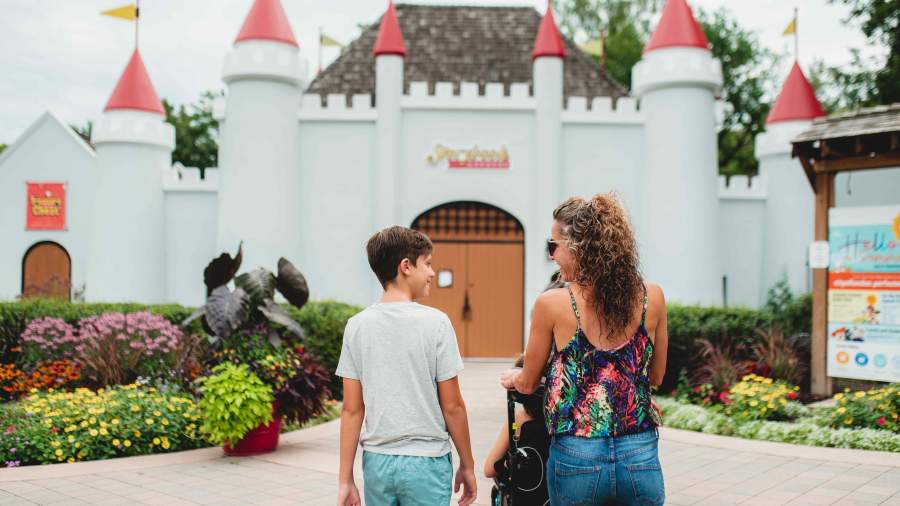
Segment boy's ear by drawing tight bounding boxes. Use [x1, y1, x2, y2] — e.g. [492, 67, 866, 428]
[398, 257, 411, 276]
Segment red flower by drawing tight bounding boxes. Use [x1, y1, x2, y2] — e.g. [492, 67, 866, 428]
[4, 425, 14, 435]
[877, 417, 886, 426]
[692, 386, 701, 394]
[786, 391, 798, 400]
[718, 391, 730, 403]
[50, 427, 58, 433]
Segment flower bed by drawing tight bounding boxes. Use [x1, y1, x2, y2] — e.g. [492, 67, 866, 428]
[659, 379, 900, 453]
[1, 385, 207, 467]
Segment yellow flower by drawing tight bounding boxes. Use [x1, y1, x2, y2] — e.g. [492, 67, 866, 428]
[89, 429, 98, 437]
[112, 439, 121, 446]
[124, 439, 132, 447]
[837, 407, 847, 414]
[854, 391, 866, 398]
[80, 421, 89, 428]
[133, 431, 142, 437]
[131, 405, 140, 412]
[99, 428, 108, 436]
[111, 419, 120, 425]
[844, 417, 853, 424]
[55, 449, 63, 456]
[161, 438, 170, 450]
[153, 410, 162, 417]
[749, 400, 759, 407]
[51, 441, 61, 447]
[162, 419, 169, 426]
[145, 418, 155, 425]
[153, 438, 161, 446]
[67, 458, 75, 463]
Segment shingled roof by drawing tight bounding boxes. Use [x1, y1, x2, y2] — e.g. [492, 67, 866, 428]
[307, 4, 627, 102]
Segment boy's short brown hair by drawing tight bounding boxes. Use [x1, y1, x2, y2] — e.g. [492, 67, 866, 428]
[366, 226, 433, 288]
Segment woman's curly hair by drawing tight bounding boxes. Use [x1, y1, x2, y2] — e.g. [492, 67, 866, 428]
[553, 193, 643, 341]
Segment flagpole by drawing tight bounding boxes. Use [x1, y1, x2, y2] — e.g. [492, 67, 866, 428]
[318, 26, 323, 74]
[135, 0, 140, 49]
[793, 7, 798, 61]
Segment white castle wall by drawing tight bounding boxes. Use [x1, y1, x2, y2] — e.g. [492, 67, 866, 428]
[296, 94, 378, 306]
[0, 113, 96, 301]
[163, 165, 219, 307]
[718, 174, 767, 307]
[561, 97, 644, 218]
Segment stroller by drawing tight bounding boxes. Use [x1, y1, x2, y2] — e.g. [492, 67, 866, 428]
[491, 386, 550, 506]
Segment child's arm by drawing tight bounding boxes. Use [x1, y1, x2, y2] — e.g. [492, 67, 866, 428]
[483, 423, 508, 478]
[437, 377, 477, 506]
[337, 378, 364, 506]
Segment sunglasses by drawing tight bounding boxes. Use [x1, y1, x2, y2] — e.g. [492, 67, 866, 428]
[547, 239, 562, 256]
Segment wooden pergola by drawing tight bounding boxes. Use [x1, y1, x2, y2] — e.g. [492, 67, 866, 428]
[792, 103, 900, 396]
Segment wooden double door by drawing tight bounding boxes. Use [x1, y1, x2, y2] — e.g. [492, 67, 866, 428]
[423, 241, 524, 358]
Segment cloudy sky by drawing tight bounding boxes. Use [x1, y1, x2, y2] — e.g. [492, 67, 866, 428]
[0, 0, 883, 143]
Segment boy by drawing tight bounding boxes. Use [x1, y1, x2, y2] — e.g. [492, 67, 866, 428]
[336, 226, 477, 506]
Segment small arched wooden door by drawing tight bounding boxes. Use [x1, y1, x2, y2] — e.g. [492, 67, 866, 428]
[22, 242, 71, 300]
[413, 202, 524, 359]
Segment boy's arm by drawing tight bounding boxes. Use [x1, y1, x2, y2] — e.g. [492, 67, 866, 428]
[437, 377, 477, 506]
[338, 378, 364, 505]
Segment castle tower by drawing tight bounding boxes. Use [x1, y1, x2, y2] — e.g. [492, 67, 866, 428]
[529, 4, 565, 308]
[218, 0, 304, 271]
[373, 1, 405, 230]
[87, 49, 174, 302]
[756, 62, 825, 298]
[632, 0, 723, 304]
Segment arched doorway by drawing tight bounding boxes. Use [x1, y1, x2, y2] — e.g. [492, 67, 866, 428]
[412, 202, 524, 358]
[22, 242, 71, 300]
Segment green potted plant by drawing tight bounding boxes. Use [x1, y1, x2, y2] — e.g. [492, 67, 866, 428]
[195, 362, 276, 455]
[186, 244, 331, 455]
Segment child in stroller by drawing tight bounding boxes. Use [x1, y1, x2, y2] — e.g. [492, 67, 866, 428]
[484, 356, 550, 506]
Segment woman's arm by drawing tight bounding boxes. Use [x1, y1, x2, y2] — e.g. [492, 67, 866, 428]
[504, 293, 555, 394]
[648, 285, 668, 387]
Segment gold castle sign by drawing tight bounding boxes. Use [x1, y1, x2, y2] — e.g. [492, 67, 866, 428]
[426, 144, 510, 170]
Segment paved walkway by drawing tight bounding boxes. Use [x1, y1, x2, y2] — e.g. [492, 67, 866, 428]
[2, 362, 900, 505]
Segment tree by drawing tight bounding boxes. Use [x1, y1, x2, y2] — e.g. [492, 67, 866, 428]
[557, 3, 779, 176]
[697, 9, 779, 177]
[0, 144, 6, 155]
[163, 90, 223, 174]
[810, 1, 898, 111]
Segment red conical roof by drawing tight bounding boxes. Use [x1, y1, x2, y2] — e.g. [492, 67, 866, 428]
[103, 49, 164, 115]
[532, 6, 565, 60]
[767, 62, 826, 124]
[644, 0, 709, 53]
[373, 2, 406, 57]
[235, 0, 298, 47]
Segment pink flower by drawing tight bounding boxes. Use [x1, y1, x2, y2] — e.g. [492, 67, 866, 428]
[877, 417, 886, 426]
[786, 391, 798, 400]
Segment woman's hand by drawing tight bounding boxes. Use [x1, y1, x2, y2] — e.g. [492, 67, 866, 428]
[499, 368, 521, 390]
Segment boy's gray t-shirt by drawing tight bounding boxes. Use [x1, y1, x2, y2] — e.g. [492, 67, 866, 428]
[335, 301, 464, 457]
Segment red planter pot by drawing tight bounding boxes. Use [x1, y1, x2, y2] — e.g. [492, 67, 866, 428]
[223, 401, 282, 456]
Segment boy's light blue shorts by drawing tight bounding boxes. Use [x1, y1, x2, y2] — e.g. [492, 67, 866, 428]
[362, 451, 452, 506]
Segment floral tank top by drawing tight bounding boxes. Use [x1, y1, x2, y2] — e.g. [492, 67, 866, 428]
[544, 285, 661, 438]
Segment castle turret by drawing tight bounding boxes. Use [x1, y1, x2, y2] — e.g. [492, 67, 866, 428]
[373, 1, 405, 230]
[87, 49, 174, 302]
[529, 4, 565, 307]
[632, 0, 723, 304]
[218, 0, 304, 271]
[756, 62, 825, 298]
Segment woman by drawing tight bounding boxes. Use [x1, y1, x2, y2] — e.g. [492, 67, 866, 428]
[500, 194, 669, 506]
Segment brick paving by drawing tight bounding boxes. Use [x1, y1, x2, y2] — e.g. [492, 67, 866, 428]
[1, 362, 900, 505]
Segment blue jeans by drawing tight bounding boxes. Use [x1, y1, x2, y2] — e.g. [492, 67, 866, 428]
[362, 451, 453, 506]
[546, 429, 664, 506]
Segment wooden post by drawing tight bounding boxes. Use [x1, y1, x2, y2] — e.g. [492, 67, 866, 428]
[811, 170, 834, 396]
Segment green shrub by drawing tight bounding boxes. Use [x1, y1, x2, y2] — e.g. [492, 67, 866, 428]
[830, 384, 899, 432]
[195, 363, 273, 446]
[287, 300, 362, 400]
[1, 384, 206, 467]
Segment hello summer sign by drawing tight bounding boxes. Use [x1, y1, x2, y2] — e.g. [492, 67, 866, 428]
[827, 205, 900, 382]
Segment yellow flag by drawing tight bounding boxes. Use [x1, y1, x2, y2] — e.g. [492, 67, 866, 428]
[579, 39, 604, 58]
[782, 17, 796, 36]
[320, 33, 344, 48]
[101, 4, 138, 21]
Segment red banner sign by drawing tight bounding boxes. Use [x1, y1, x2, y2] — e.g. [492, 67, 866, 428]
[26, 182, 66, 230]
